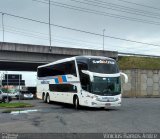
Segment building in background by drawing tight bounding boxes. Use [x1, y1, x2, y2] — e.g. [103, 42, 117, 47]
[1, 74, 25, 92]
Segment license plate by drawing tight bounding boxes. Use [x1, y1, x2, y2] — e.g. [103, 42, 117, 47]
[105, 103, 111, 107]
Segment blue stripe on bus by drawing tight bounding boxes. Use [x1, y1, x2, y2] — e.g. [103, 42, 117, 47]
[54, 78, 59, 84]
[62, 75, 67, 82]
[39, 75, 68, 84]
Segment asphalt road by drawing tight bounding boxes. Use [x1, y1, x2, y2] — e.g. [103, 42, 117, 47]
[0, 98, 160, 133]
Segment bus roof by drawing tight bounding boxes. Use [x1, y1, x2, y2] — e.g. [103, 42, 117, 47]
[38, 57, 76, 68]
[38, 56, 114, 68]
[75, 55, 114, 60]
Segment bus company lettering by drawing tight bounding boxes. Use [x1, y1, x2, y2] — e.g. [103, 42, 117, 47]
[92, 60, 115, 64]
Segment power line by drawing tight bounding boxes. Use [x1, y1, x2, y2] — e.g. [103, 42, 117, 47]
[68, 0, 160, 20]
[0, 11, 48, 25]
[1, 28, 154, 55]
[0, 28, 49, 41]
[0, 24, 103, 46]
[0, 25, 155, 54]
[3, 25, 49, 36]
[51, 0, 160, 22]
[0, 27, 102, 50]
[0, 25, 158, 55]
[0, 10, 160, 48]
[0, 24, 101, 45]
[50, 24, 160, 48]
[116, 0, 160, 11]
[119, 52, 160, 58]
[82, 0, 160, 17]
[33, 0, 160, 26]
[0, 25, 159, 56]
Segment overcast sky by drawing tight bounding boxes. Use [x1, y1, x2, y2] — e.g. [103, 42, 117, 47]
[0, 0, 160, 55]
[0, 0, 160, 85]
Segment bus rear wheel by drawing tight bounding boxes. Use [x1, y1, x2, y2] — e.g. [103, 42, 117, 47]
[73, 96, 79, 110]
[46, 94, 50, 104]
[42, 93, 46, 103]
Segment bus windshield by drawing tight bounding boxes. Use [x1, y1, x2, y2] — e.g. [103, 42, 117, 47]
[91, 76, 121, 96]
[89, 59, 119, 74]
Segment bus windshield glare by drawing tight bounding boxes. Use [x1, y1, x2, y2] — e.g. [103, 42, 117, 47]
[91, 76, 121, 96]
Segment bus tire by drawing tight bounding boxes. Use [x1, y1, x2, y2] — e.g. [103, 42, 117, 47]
[46, 94, 51, 104]
[73, 96, 79, 110]
[42, 93, 46, 103]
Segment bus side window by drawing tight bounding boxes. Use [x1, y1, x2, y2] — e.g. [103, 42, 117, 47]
[68, 62, 77, 77]
[62, 61, 77, 77]
[38, 60, 77, 78]
[73, 85, 77, 92]
[78, 62, 90, 92]
[81, 74, 90, 92]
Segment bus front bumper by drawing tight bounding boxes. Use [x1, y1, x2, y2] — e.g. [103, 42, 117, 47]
[80, 99, 121, 108]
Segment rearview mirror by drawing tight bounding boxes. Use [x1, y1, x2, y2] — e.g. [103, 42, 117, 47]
[81, 70, 94, 82]
[120, 72, 128, 83]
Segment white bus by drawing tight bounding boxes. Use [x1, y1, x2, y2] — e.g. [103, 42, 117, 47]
[37, 56, 128, 109]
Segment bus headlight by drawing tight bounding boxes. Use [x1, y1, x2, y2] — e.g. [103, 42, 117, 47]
[86, 94, 97, 99]
[115, 98, 120, 101]
[91, 102, 97, 105]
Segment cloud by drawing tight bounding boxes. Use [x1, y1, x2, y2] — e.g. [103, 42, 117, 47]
[120, 35, 160, 55]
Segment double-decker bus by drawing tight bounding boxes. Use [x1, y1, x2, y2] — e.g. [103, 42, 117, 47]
[37, 56, 128, 109]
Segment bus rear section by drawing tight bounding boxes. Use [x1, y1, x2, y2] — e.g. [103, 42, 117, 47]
[36, 57, 81, 105]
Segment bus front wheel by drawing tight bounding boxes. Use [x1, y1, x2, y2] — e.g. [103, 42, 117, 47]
[73, 96, 79, 110]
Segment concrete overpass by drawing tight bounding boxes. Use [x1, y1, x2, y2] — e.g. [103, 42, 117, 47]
[0, 42, 118, 71]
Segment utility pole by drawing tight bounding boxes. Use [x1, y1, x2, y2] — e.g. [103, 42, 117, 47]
[103, 29, 105, 53]
[2, 13, 4, 42]
[1, 72, 4, 87]
[49, 0, 52, 51]
[18, 74, 20, 102]
[6, 71, 9, 103]
[0, 72, 2, 87]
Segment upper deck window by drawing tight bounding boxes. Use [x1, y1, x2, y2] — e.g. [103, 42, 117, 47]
[89, 59, 119, 74]
[38, 60, 77, 77]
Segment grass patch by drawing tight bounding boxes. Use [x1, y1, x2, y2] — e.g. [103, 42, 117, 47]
[2, 109, 17, 113]
[0, 102, 33, 108]
[118, 56, 160, 70]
